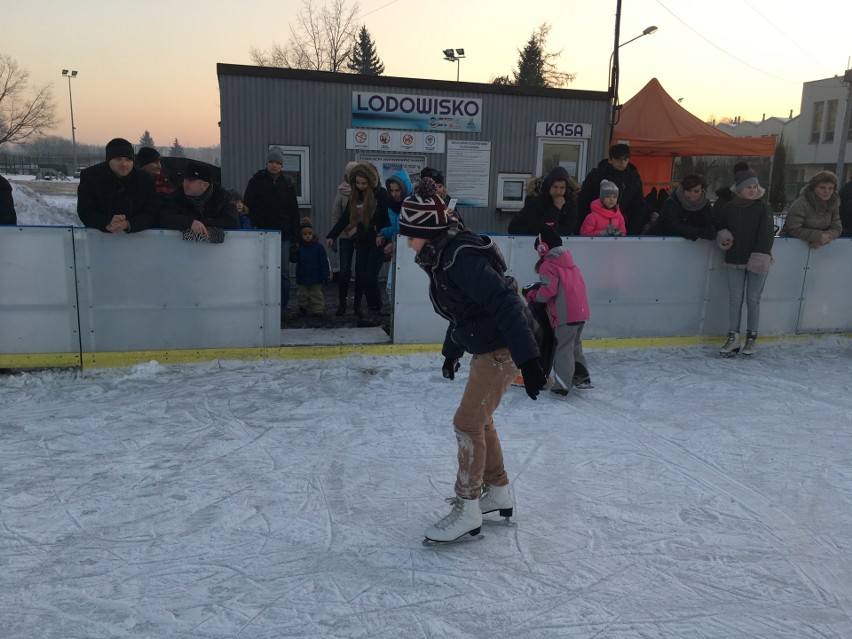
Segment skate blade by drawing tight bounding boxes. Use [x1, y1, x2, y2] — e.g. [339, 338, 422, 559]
[719, 349, 740, 358]
[573, 382, 594, 389]
[482, 516, 516, 527]
[422, 532, 484, 546]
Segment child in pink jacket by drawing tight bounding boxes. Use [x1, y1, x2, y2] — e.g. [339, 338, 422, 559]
[579, 180, 627, 236]
[525, 224, 592, 397]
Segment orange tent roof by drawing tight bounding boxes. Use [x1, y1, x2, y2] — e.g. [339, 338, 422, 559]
[613, 78, 776, 157]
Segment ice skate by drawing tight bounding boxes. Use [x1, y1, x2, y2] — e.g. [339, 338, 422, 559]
[424, 496, 482, 544]
[479, 484, 513, 520]
[550, 387, 570, 399]
[572, 376, 593, 389]
[719, 331, 740, 357]
[741, 331, 757, 356]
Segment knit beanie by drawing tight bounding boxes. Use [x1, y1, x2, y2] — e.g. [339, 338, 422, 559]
[136, 147, 160, 167]
[267, 148, 285, 165]
[534, 224, 563, 255]
[399, 178, 451, 239]
[733, 170, 758, 194]
[299, 216, 314, 231]
[105, 138, 134, 161]
[600, 179, 619, 198]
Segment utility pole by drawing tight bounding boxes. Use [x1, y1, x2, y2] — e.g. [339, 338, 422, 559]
[835, 69, 852, 181]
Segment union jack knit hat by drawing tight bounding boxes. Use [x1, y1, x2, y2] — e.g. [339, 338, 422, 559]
[399, 177, 451, 239]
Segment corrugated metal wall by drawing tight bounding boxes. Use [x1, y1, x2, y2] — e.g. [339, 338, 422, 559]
[218, 64, 609, 239]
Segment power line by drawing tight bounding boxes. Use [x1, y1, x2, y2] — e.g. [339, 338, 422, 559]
[359, 0, 402, 19]
[741, 0, 832, 73]
[654, 0, 795, 83]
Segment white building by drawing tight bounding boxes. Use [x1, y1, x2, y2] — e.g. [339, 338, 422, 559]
[793, 75, 852, 182]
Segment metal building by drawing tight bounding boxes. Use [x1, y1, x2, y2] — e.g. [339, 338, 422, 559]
[217, 63, 610, 237]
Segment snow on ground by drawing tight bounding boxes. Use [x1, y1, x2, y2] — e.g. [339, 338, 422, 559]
[2, 339, 852, 638]
[5, 175, 81, 226]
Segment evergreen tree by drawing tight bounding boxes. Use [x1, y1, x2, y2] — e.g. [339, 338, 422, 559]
[493, 23, 576, 88]
[768, 136, 788, 213]
[169, 138, 185, 157]
[139, 130, 155, 147]
[347, 25, 384, 75]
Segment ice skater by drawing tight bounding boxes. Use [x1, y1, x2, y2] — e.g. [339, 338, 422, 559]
[525, 224, 592, 397]
[398, 177, 546, 544]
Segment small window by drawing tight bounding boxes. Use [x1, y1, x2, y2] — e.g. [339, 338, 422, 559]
[810, 102, 824, 144]
[496, 173, 532, 210]
[535, 138, 586, 181]
[824, 100, 838, 143]
[268, 145, 310, 205]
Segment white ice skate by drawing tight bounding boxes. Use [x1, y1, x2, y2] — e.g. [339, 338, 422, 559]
[424, 497, 483, 544]
[719, 331, 740, 357]
[479, 484, 513, 519]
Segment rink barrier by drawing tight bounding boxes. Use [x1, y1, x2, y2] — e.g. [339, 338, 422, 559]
[1, 226, 851, 369]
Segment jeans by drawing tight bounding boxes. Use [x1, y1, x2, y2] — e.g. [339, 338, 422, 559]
[354, 242, 385, 310]
[452, 348, 518, 500]
[725, 267, 768, 333]
[337, 237, 355, 282]
[281, 239, 291, 308]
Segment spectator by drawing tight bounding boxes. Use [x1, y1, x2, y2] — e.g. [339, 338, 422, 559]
[838, 172, 852, 237]
[244, 149, 301, 323]
[325, 162, 359, 316]
[713, 161, 752, 215]
[714, 170, 775, 357]
[0, 174, 16, 225]
[290, 217, 331, 317]
[136, 147, 174, 196]
[327, 161, 389, 325]
[77, 138, 158, 233]
[378, 170, 413, 301]
[579, 180, 627, 236]
[507, 166, 578, 236]
[159, 161, 238, 239]
[651, 173, 715, 240]
[421, 167, 450, 204]
[398, 177, 545, 543]
[578, 143, 646, 235]
[229, 190, 252, 229]
[780, 170, 841, 249]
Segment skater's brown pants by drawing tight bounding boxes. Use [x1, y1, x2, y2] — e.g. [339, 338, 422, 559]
[452, 348, 517, 500]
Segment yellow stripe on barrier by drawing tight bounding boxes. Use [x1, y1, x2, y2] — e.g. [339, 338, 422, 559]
[0, 352, 82, 369]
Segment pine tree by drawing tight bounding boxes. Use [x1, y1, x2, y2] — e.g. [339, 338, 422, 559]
[139, 130, 155, 148]
[494, 23, 576, 88]
[768, 136, 788, 213]
[347, 25, 384, 75]
[169, 138, 185, 157]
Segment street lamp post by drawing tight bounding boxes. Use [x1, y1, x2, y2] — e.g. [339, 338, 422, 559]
[442, 48, 466, 82]
[61, 69, 78, 174]
[608, 24, 657, 143]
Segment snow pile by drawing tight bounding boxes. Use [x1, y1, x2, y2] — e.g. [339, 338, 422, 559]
[6, 177, 80, 226]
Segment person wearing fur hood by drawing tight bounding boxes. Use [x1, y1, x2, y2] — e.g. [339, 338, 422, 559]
[526, 224, 591, 397]
[507, 166, 578, 236]
[714, 170, 775, 357]
[326, 161, 389, 322]
[326, 161, 359, 316]
[780, 170, 842, 249]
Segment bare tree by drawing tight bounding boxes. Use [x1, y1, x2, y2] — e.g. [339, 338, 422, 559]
[250, 0, 360, 72]
[0, 54, 57, 147]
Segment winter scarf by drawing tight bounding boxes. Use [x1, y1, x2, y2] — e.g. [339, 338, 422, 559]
[672, 185, 707, 212]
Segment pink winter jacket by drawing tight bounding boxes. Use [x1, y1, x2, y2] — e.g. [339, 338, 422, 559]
[531, 247, 590, 328]
[579, 199, 627, 236]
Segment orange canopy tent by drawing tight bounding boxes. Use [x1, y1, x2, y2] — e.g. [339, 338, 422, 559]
[612, 78, 776, 190]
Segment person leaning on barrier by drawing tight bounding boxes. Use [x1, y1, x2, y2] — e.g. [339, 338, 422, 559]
[0, 174, 16, 225]
[838, 172, 852, 237]
[507, 166, 578, 236]
[780, 170, 842, 249]
[77, 138, 158, 233]
[650, 173, 715, 241]
[578, 143, 646, 235]
[159, 161, 238, 240]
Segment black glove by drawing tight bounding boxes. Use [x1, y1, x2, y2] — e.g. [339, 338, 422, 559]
[442, 357, 461, 380]
[519, 358, 547, 400]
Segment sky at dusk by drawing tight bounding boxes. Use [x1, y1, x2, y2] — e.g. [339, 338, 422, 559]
[4, 0, 850, 148]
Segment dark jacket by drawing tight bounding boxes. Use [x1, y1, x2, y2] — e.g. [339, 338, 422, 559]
[77, 162, 158, 232]
[714, 197, 775, 266]
[0, 175, 16, 225]
[839, 179, 852, 237]
[653, 187, 715, 241]
[243, 169, 300, 241]
[327, 187, 390, 247]
[417, 228, 540, 367]
[578, 159, 646, 235]
[159, 183, 239, 231]
[508, 167, 577, 236]
[290, 239, 330, 285]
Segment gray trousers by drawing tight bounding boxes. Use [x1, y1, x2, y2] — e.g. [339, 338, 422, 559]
[725, 268, 768, 334]
[552, 323, 587, 392]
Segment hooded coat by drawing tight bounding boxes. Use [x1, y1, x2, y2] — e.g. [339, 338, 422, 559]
[530, 246, 590, 328]
[381, 170, 413, 241]
[579, 199, 627, 236]
[327, 161, 389, 247]
[780, 176, 842, 244]
[507, 166, 578, 236]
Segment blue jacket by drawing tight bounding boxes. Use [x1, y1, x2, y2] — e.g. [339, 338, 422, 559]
[290, 239, 330, 285]
[381, 170, 413, 241]
[420, 228, 540, 366]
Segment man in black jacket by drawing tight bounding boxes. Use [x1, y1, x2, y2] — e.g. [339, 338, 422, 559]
[77, 138, 158, 233]
[578, 143, 647, 235]
[159, 161, 238, 239]
[839, 172, 852, 237]
[0, 175, 16, 225]
[244, 149, 300, 321]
